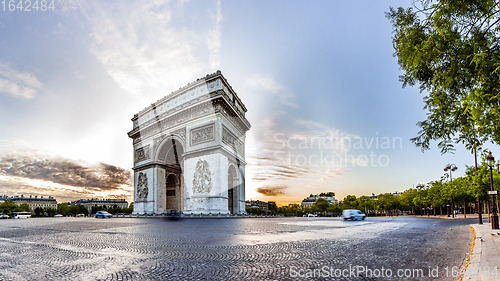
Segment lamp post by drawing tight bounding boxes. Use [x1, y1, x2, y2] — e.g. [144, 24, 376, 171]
[474, 125, 483, 224]
[416, 184, 424, 216]
[444, 164, 458, 218]
[486, 152, 499, 229]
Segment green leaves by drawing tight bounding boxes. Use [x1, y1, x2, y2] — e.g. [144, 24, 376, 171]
[387, 0, 500, 153]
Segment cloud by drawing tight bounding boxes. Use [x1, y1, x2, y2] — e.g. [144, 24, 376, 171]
[207, 0, 222, 69]
[0, 63, 43, 99]
[0, 139, 133, 203]
[256, 186, 288, 196]
[246, 112, 358, 198]
[247, 75, 298, 108]
[0, 153, 132, 191]
[61, 0, 223, 96]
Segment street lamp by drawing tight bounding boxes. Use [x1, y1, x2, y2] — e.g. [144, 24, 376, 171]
[474, 125, 483, 224]
[486, 152, 499, 229]
[444, 164, 458, 218]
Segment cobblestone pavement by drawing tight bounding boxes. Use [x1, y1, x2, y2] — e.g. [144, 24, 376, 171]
[0, 216, 474, 280]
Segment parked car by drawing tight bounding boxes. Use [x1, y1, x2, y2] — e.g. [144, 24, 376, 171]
[342, 209, 366, 220]
[95, 211, 112, 218]
[54, 214, 64, 217]
[307, 213, 317, 217]
[76, 214, 85, 217]
[0, 215, 9, 219]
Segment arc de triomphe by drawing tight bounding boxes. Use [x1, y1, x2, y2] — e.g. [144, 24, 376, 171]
[127, 71, 251, 215]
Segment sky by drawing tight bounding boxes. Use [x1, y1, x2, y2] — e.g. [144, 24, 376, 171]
[0, 0, 498, 206]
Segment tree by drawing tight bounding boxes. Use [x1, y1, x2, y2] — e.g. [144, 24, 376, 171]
[13, 203, 31, 213]
[34, 207, 44, 216]
[319, 192, 335, 197]
[400, 188, 418, 213]
[0, 200, 17, 215]
[122, 203, 134, 214]
[69, 204, 88, 215]
[341, 195, 359, 210]
[378, 193, 399, 216]
[267, 201, 278, 214]
[57, 203, 70, 216]
[43, 207, 56, 217]
[386, 1, 500, 153]
[311, 198, 330, 214]
[326, 203, 341, 215]
[91, 205, 107, 214]
[357, 196, 376, 214]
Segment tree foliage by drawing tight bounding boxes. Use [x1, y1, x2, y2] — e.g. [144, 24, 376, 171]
[387, 0, 500, 153]
[311, 198, 330, 213]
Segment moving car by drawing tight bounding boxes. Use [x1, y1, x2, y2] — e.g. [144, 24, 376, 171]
[342, 209, 366, 220]
[54, 214, 64, 217]
[95, 211, 112, 218]
[0, 215, 9, 219]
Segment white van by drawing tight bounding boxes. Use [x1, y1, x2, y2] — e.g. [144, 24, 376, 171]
[342, 209, 366, 220]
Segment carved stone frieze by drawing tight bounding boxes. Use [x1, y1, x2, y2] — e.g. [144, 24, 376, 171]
[128, 96, 250, 144]
[222, 126, 244, 155]
[192, 159, 212, 193]
[134, 146, 150, 163]
[136, 172, 149, 199]
[190, 124, 215, 146]
[152, 127, 187, 155]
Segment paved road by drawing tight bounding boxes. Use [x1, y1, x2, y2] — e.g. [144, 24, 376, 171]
[0, 216, 474, 280]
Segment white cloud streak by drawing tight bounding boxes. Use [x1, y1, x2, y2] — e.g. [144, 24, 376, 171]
[207, 0, 222, 69]
[0, 63, 43, 99]
[246, 112, 359, 199]
[61, 0, 223, 96]
[247, 74, 299, 108]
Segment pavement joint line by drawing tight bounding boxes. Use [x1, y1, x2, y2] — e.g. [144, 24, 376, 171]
[463, 224, 484, 281]
[460, 226, 477, 281]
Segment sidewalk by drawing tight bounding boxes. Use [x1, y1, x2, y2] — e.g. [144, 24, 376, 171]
[463, 222, 500, 281]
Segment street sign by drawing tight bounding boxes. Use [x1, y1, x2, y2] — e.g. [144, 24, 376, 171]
[488, 191, 498, 195]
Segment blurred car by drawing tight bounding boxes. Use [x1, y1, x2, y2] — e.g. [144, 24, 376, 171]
[95, 211, 112, 218]
[342, 209, 366, 220]
[76, 214, 85, 217]
[307, 213, 317, 217]
[54, 214, 64, 217]
[0, 215, 9, 219]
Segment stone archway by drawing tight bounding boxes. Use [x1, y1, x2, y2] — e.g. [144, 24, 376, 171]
[166, 173, 178, 212]
[157, 138, 184, 214]
[228, 165, 238, 214]
[129, 71, 251, 215]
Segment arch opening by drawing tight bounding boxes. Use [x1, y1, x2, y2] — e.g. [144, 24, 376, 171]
[158, 138, 184, 213]
[228, 165, 238, 214]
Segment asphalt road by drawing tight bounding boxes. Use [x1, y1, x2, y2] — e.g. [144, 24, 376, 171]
[0, 216, 474, 280]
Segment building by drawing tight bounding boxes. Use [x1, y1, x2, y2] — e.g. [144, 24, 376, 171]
[68, 198, 128, 213]
[0, 195, 57, 210]
[301, 194, 336, 208]
[128, 71, 251, 215]
[245, 200, 269, 212]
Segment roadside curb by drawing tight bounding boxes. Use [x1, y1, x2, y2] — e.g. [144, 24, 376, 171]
[462, 224, 482, 281]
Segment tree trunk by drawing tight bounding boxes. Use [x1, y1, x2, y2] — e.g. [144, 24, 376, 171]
[452, 198, 455, 218]
[464, 198, 466, 218]
[488, 202, 491, 223]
